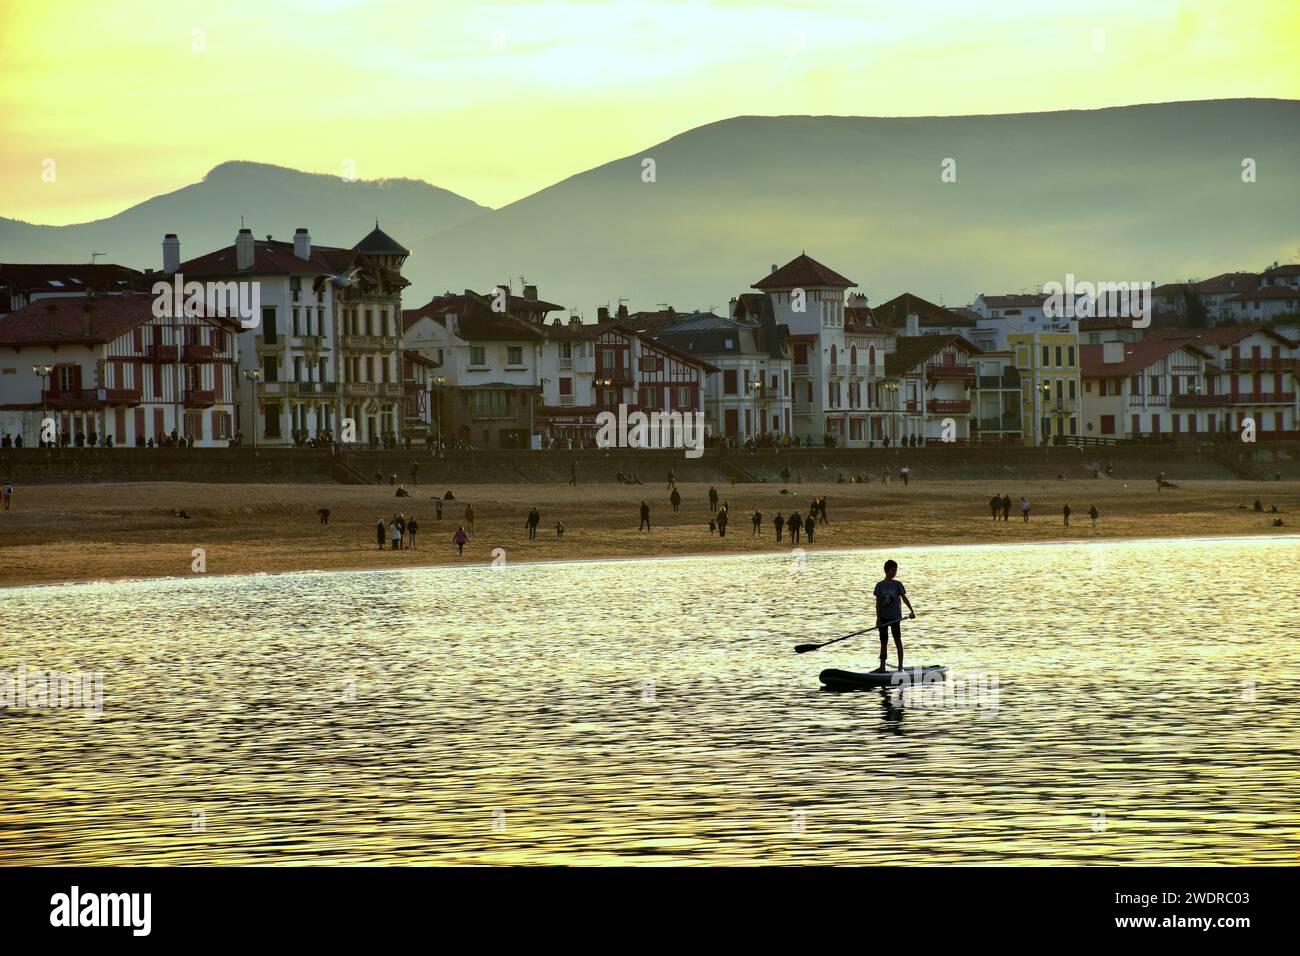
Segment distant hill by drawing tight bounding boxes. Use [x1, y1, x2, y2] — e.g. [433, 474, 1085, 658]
[0, 161, 489, 271]
[411, 98, 1300, 312]
[4, 101, 1298, 312]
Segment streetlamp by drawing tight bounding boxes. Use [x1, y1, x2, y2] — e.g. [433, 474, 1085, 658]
[32, 364, 52, 446]
[881, 381, 900, 446]
[748, 378, 763, 443]
[433, 374, 445, 457]
[243, 368, 263, 448]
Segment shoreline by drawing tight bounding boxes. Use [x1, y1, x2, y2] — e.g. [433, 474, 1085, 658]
[5, 486, 1294, 590]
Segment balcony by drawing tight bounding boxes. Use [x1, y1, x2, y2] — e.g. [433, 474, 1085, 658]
[183, 343, 214, 362]
[926, 363, 975, 379]
[558, 357, 574, 370]
[557, 394, 576, 407]
[792, 364, 811, 377]
[379, 383, 403, 399]
[927, 399, 971, 414]
[596, 369, 633, 386]
[184, 389, 215, 408]
[255, 335, 283, 350]
[792, 402, 814, 415]
[849, 365, 868, 378]
[827, 364, 844, 377]
[146, 344, 178, 362]
[292, 335, 326, 351]
[1229, 391, 1297, 405]
[1171, 393, 1221, 407]
[46, 387, 142, 408]
[338, 334, 399, 350]
[1223, 356, 1298, 372]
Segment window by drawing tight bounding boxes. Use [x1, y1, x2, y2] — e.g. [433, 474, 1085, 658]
[674, 386, 691, 407]
[1067, 346, 1076, 367]
[473, 390, 509, 418]
[263, 403, 281, 438]
[265, 359, 279, 383]
[507, 346, 523, 366]
[639, 354, 663, 372]
[1054, 345, 1063, 367]
[262, 308, 277, 344]
[641, 387, 657, 409]
[723, 370, 738, 395]
[469, 347, 486, 367]
[292, 308, 301, 336]
[1041, 346, 1050, 366]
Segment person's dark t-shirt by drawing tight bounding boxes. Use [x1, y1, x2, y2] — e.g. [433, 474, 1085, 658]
[874, 578, 907, 624]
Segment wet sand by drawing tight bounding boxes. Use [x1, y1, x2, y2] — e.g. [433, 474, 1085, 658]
[0, 478, 1295, 588]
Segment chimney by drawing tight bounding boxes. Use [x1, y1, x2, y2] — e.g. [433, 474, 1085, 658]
[905, 312, 920, 337]
[597, 306, 610, 323]
[616, 303, 629, 321]
[523, 284, 538, 301]
[235, 228, 255, 271]
[770, 264, 778, 275]
[293, 227, 311, 261]
[163, 234, 180, 274]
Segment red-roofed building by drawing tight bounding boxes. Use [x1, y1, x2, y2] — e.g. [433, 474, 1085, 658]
[0, 293, 239, 446]
[0, 263, 148, 317]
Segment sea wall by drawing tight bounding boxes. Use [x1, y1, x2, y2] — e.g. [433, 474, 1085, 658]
[1, 442, 1297, 485]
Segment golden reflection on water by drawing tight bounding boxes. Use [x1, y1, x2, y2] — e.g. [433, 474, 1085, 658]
[1, 536, 1297, 865]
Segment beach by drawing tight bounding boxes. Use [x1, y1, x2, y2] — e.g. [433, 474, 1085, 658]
[0, 477, 1295, 589]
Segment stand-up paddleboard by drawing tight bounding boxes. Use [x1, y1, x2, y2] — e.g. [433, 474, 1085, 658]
[819, 665, 948, 690]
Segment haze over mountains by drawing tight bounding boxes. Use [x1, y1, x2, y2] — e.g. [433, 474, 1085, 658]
[4, 99, 1298, 315]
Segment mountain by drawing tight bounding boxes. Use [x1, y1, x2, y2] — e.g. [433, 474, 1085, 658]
[0, 161, 489, 271]
[4, 100, 1298, 313]
[410, 98, 1300, 314]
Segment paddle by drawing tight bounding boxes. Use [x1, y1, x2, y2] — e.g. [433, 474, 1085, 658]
[793, 614, 914, 654]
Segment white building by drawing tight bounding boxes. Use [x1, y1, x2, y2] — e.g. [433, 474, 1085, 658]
[176, 224, 410, 447]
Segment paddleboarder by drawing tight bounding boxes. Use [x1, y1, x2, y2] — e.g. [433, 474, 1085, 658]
[872, 559, 915, 673]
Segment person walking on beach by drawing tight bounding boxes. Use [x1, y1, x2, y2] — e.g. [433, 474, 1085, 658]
[435, 498, 444, 520]
[464, 504, 475, 534]
[1001, 494, 1012, 522]
[667, 468, 676, 490]
[640, 500, 651, 531]
[788, 510, 801, 544]
[1062, 503, 1071, 527]
[410, 461, 420, 485]
[526, 507, 540, 540]
[376, 519, 386, 550]
[900, 465, 910, 486]
[569, 462, 577, 487]
[2, 482, 13, 511]
[818, 496, 828, 525]
[871, 559, 916, 673]
[453, 525, 468, 555]
[317, 507, 330, 525]
[804, 512, 815, 545]
[1020, 497, 1031, 523]
[774, 512, 784, 542]
[389, 520, 401, 550]
[1089, 504, 1099, 528]
[670, 488, 681, 513]
[751, 510, 762, 535]
[989, 494, 1000, 520]
[408, 517, 419, 548]
[708, 486, 719, 512]
[396, 513, 407, 548]
[716, 506, 728, 538]
[555, 521, 565, 539]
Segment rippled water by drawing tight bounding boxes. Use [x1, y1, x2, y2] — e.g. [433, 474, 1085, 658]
[1, 537, 1298, 865]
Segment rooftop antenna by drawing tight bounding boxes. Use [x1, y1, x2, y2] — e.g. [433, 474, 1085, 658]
[90, 251, 105, 264]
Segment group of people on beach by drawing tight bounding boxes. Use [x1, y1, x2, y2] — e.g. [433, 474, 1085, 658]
[987, 494, 1100, 527]
[377, 513, 420, 550]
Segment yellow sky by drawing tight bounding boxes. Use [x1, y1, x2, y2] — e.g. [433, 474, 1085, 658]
[1, 0, 1297, 225]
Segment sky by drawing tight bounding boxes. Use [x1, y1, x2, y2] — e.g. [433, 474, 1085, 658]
[1, 0, 1297, 225]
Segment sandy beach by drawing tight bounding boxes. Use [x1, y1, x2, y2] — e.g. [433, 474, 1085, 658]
[0, 477, 1296, 589]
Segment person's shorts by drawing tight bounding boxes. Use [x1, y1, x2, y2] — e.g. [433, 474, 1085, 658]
[878, 621, 901, 640]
